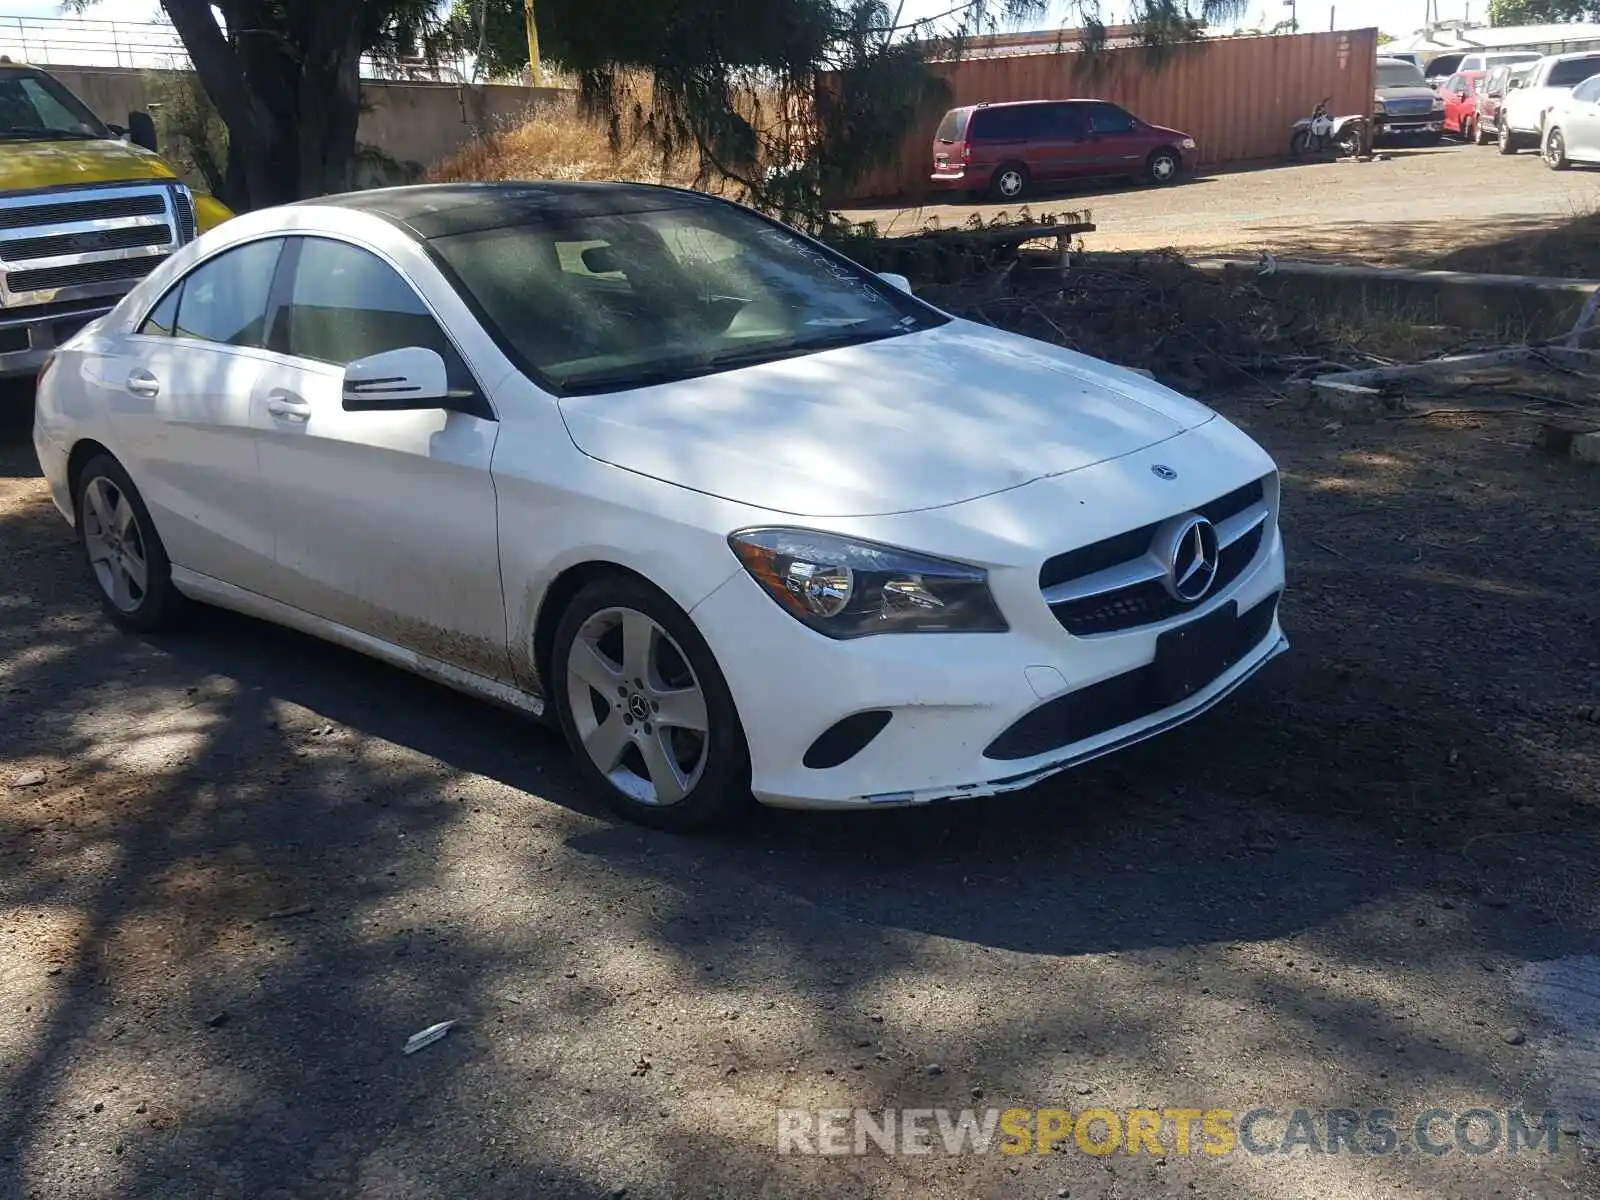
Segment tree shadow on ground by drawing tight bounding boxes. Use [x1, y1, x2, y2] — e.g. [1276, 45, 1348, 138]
[1, 386, 1596, 1198]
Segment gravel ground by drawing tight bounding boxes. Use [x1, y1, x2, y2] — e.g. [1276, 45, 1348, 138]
[2, 383, 1599, 1199]
[844, 141, 1600, 269]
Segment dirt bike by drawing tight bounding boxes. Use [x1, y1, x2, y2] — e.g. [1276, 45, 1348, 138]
[1289, 100, 1367, 158]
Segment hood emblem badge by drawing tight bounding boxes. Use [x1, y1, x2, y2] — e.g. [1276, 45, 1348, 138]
[1151, 464, 1178, 480]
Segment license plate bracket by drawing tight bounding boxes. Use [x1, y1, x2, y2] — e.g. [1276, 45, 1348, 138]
[1148, 602, 1238, 707]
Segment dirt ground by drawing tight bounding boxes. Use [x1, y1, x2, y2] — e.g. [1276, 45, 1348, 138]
[2, 382, 1600, 1199]
[844, 141, 1600, 273]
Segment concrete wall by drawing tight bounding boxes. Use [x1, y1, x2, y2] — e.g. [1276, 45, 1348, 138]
[41, 65, 567, 175]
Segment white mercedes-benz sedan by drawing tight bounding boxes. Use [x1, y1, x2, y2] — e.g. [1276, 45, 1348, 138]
[33, 182, 1287, 829]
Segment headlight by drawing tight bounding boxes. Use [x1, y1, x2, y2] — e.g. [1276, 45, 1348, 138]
[728, 528, 1008, 638]
[1431, 96, 1445, 111]
[1180, 136, 1197, 150]
[1374, 97, 1386, 111]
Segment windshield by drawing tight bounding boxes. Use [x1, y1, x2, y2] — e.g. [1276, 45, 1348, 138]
[1549, 58, 1600, 87]
[0, 68, 108, 141]
[1377, 61, 1427, 88]
[430, 201, 945, 395]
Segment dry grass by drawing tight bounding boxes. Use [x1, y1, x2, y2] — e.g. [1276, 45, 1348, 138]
[1430, 206, 1600, 279]
[425, 94, 705, 188]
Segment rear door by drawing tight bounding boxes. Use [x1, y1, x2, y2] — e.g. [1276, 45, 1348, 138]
[250, 235, 512, 682]
[1081, 102, 1148, 177]
[105, 237, 286, 592]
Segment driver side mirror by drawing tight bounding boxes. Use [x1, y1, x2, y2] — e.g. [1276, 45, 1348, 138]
[342, 347, 451, 412]
[877, 271, 914, 294]
[126, 110, 157, 153]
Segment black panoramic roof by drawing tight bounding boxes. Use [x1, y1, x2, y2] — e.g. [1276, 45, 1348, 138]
[306, 181, 722, 239]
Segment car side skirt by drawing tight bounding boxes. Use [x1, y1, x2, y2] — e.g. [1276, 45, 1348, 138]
[170, 567, 547, 719]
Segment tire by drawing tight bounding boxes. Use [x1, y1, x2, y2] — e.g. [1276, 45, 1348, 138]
[1545, 125, 1571, 170]
[1289, 129, 1311, 158]
[74, 453, 185, 633]
[1146, 148, 1182, 185]
[1459, 117, 1473, 143]
[1498, 121, 1519, 154]
[551, 574, 751, 831]
[1334, 127, 1362, 157]
[988, 162, 1029, 201]
[1473, 117, 1493, 145]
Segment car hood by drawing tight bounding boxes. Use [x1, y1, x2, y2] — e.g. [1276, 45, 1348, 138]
[1, 136, 177, 189]
[556, 320, 1213, 518]
[1377, 84, 1438, 102]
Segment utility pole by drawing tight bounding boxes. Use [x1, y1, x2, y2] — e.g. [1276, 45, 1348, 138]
[1330, 4, 1335, 28]
[524, 0, 542, 86]
[1284, 0, 1298, 32]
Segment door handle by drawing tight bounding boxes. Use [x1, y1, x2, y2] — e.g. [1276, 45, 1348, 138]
[265, 393, 312, 421]
[126, 369, 159, 398]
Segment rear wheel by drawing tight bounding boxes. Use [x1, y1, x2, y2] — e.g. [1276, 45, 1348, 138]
[1545, 125, 1571, 170]
[1473, 116, 1493, 145]
[1147, 148, 1181, 184]
[552, 575, 751, 831]
[1289, 128, 1311, 158]
[989, 162, 1029, 201]
[75, 454, 185, 633]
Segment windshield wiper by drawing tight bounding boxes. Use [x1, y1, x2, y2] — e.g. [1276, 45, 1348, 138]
[560, 353, 721, 396]
[704, 325, 903, 371]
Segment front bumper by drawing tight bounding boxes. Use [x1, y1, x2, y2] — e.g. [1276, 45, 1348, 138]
[1, 303, 113, 380]
[1374, 114, 1443, 136]
[692, 432, 1288, 810]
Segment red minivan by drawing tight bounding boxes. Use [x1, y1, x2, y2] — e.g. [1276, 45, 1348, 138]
[930, 99, 1198, 200]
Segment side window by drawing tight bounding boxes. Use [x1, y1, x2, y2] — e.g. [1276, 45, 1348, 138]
[1576, 76, 1600, 102]
[280, 237, 473, 386]
[1048, 104, 1088, 137]
[173, 239, 283, 347]
[1086, 103, 1137, 134]
[138, 285, 181, 337]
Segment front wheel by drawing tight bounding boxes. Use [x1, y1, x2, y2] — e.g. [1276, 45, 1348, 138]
[1545, 126, 1571, 170]
[1498, 122, 1519, 154]
[1147, 148, 1181, 184]
[1334, 126, 1363, 157]
[75, 454, 186, 633]
[552, 575, 751, 831]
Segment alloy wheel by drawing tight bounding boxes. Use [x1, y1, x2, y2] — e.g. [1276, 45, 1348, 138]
[81, 476, 149, 614]
[1546, 129, 1568, 168]
[997, 169, 1024, 198]
[565, 606, 709, 807]
[1151, 153, 1177, 182]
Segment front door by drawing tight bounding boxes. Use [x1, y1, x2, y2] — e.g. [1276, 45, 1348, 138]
[251, 235, 512, 683]
[1081, 102, 1149, 177]
[1565, 75, 1600, 159]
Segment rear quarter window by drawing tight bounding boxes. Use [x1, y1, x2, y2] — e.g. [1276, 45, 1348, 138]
[935, 109, 969, 141]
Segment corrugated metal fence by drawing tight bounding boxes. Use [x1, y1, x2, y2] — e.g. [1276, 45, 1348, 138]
[847, 29, 1378, 202]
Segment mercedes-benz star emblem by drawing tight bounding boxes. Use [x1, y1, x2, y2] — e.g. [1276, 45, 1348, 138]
[1159, 515, 1220, 602]
[1150, 464, 1178, 480]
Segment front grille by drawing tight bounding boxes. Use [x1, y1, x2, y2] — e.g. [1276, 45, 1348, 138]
[1385, 98, 1433, 115]
[0, 223, 173, 263]
[8, 255, 170, 295]
[0, 192, 166, 231]
[173, 189, 197, 242]
[985, 591, 1280, 760]
[1040, 477, 1269, 637]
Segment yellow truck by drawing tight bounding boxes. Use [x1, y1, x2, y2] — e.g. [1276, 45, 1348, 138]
[1, 58, 231, 378]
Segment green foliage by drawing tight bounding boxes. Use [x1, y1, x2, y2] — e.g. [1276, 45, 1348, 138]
[144, 69, 227, 195]
[1488, 0, 1599, 22]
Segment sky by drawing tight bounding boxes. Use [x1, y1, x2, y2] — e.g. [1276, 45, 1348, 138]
[0, 0, 1479, 52]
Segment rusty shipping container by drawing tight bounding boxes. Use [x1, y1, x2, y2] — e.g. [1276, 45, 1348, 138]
[846, 28, 1379, 203]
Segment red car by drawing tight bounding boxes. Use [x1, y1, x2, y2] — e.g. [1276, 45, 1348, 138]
[930, 99, 1198, 201]
[1439, 70, 1487, 141]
